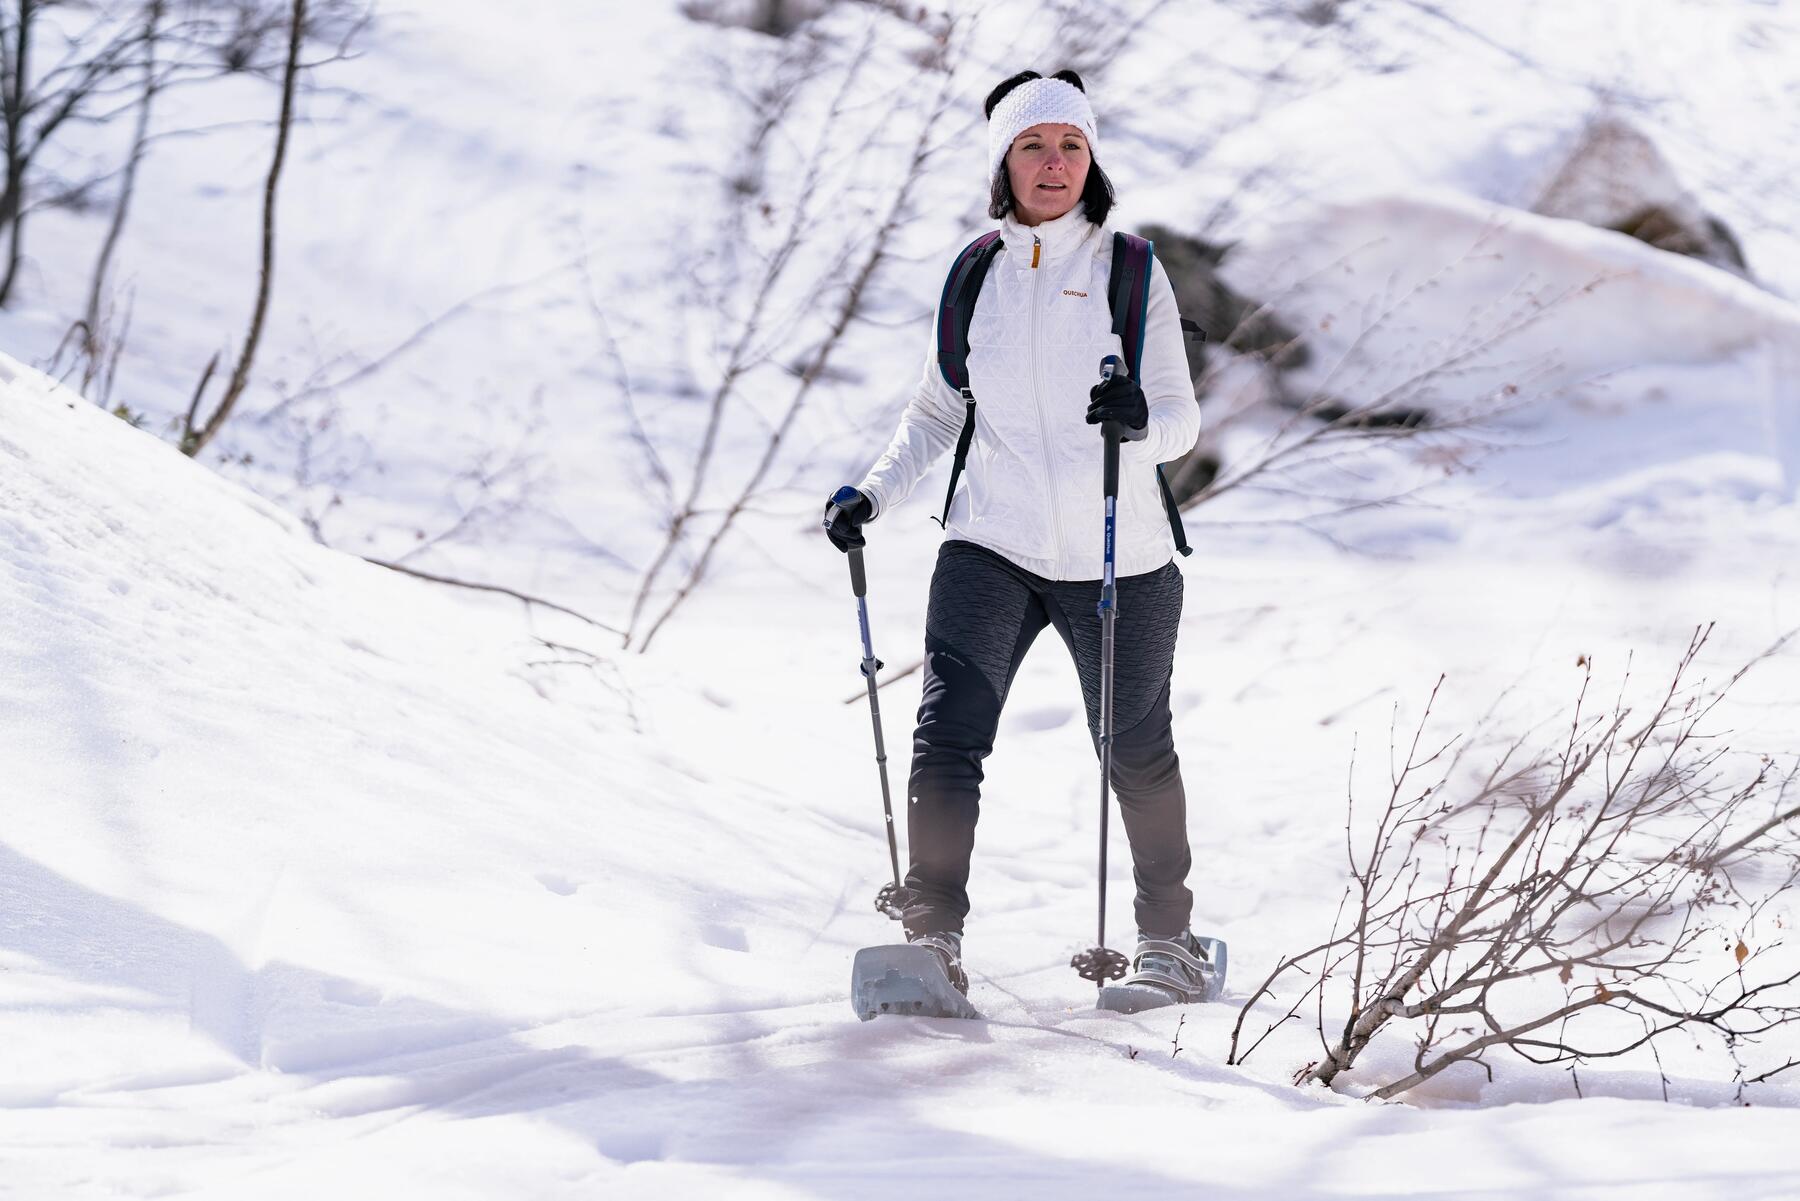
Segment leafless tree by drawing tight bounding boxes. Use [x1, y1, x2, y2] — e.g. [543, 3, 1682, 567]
[23, 0, 363, 385]
[1229, 625, 1800, 1101]
[0, 0, 167, 306]
[197, 0, 365, 72]
[58, 0, 162, 405]
[178, 0, 302, 457]
[619, 8, 964, 652]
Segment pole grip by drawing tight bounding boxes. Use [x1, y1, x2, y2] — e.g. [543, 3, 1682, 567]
[847, 546, 867, 598]
[1097, 355, 1125, 499]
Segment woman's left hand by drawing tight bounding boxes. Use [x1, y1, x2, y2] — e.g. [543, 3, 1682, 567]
[1085, 374, 1149, 441]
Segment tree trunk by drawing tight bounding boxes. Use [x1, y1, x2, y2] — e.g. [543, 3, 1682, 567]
[0, 0, 35, 307]
[184, 0, 304, 457]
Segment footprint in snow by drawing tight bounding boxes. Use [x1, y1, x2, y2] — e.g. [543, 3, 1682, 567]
[537, 873, 578, 897]
[699, 923, 748, 952]
[320, 979, 383, 1007]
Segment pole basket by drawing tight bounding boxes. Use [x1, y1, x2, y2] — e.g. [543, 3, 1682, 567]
[874, 883, 911, 920]
[1071, 946, 1129, 982]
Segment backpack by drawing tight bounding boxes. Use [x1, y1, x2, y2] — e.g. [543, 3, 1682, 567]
[932, 229, 1199, 557]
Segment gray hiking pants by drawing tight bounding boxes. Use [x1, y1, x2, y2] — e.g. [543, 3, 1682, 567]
[901, 539, 1194, 939]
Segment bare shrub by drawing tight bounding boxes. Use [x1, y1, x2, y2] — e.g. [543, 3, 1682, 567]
[620, 8, 964, 652]
[1230, 625, 1800, 1101]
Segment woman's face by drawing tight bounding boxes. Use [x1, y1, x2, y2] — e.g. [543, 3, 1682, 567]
[1005, 122, 1090, 226]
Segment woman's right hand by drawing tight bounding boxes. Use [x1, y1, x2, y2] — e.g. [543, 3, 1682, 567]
[822, 486, 874, 552]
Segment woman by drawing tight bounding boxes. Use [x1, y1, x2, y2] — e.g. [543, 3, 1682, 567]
[824, 69, 1207, 1006]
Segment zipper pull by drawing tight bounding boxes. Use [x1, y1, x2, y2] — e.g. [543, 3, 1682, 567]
[1031, 235, 1041, 269]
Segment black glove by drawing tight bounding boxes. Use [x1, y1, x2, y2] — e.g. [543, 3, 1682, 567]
[822, 486, 874, 552]
[1086, 374, 1148, 441]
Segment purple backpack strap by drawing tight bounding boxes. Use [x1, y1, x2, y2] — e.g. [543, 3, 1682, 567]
[933, 230, 1003, 527]
[1107, 231, 1155, 380]
[936, 230, 1004, 391]
[1107, 232, 1193, 557]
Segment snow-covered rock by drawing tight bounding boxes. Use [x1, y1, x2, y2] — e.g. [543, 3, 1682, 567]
[1214, 189, 1800, 499]
[1530, 115, 1749, 279]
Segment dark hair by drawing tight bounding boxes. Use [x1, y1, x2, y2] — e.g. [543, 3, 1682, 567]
[983, 68, 1114, 225]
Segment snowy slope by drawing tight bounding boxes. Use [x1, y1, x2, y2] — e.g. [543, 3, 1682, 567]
[5, 1, 1800, 1197]
[0, 354, 890, 1195]
[5, 333, 1800, 1199]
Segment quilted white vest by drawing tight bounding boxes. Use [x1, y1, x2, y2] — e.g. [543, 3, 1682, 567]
[857, 204, 1201, 581]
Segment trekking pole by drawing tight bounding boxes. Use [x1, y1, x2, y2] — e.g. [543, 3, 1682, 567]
[825, 486, 906, 920]
[1071, 355, 1130, 989]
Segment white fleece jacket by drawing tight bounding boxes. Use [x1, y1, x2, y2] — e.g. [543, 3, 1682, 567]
[856, 204, 1200, 581]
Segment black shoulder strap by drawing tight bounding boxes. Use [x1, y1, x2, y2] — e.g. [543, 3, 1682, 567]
[934, 232, 1002, 528]
[1107, 232, 1193, 558]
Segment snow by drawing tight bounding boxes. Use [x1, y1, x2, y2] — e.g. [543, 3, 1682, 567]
[7, 337, 1800, 1192]
[4, 0, 1800, 1196]
[1211, 189, 1800, 509]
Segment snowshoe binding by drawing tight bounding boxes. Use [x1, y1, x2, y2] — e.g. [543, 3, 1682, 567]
[851, 931, 980, 1021]
[1097, 930, 1227, 1014]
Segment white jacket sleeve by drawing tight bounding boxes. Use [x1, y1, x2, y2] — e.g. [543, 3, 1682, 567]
[1125, 257, 1202, 466]
[854, 333, 967, 521]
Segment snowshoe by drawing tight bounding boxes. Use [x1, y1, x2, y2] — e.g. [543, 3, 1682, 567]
[1097, 931, 1227, 1014]
[851, 932, 980, 1021]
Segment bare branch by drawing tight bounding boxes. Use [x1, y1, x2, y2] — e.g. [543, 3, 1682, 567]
[362, 558, 623, 636]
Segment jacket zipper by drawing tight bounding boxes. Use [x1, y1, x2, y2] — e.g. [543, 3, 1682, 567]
[1028, 232, 1068, 568]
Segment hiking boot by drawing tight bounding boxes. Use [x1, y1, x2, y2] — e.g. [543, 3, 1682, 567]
[1123, 929, 1221, 1003]
[907, 930, 969, 996]
[851, 931, 981, 1021]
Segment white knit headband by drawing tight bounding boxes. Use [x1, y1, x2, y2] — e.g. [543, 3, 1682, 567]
[986, 76, 1100, 183]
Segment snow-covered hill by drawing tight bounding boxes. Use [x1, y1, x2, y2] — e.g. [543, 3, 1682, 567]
[6, 1, 1800, 1196]
[6, 324, 1800, 1197]
[0, 355, 878, 1194]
